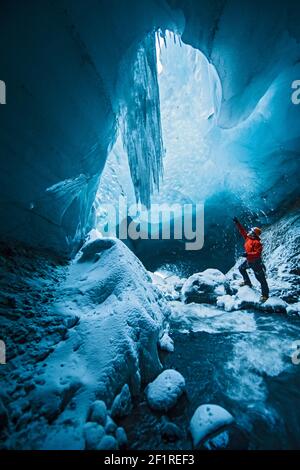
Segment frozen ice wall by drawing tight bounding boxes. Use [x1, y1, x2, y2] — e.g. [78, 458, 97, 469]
[1, 0, 300, 254]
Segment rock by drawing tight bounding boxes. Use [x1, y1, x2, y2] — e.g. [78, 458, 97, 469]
[0, 398, 8, 431]
[182, 269, 226, 304]
[97, 435, 118, 450]
[115, 427, 128, 449]
[146, 369, 185, 412]
[190, 404, 234, 448]
[90, 400, 107, 425]
[159, 331, 174, 352]
[160, 418, 183, 442]
[203, 430, 230, 450]
[83, 422, 105, 450]
[105, 415, 117, 434]
[111, 384, 132, 419]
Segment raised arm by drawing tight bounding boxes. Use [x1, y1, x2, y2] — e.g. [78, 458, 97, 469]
[233, 217, 247, 240]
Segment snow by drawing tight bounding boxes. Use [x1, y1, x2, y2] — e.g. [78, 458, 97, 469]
[189, 404, 234, 448]
[217, 286, 289, 313]
[170, 301, 257, 334]
[150, 271, 183, 302]
[0, 237, 168, 449]
[83, 422, 105, 450]
[145, 369, 186, 412]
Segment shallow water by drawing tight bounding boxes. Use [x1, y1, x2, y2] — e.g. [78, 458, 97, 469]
[120, 307, 300, 450]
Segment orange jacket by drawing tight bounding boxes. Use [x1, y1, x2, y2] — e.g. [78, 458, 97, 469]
[235, 220, 262, 262]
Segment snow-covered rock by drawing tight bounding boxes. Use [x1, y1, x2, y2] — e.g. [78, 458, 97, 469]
[260, 297, 288, 313]
[111, 384, 132, 419]
[182, 269, 227, 304]
[145, 369, 186, 412]
[190, 404, 234, 448]
[83, 422, 105, 450]
[217, 286, 288, 314]
[89, 400, 107, 426]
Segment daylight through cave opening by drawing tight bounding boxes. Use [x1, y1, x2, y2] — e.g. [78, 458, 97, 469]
[94, 31, 223, 269]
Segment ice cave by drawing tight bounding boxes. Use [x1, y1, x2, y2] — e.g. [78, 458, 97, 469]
[0, 0, 300, 453]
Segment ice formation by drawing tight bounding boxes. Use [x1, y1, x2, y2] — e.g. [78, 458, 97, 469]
[119, 33, 164, 208]
[1, 0, 299, 254]
[1, 0, 300, 452]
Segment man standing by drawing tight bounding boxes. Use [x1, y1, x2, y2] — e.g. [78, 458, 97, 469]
[233, 217, 269, 302]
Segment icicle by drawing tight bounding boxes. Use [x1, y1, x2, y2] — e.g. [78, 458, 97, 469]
[119, 32, 164, 208]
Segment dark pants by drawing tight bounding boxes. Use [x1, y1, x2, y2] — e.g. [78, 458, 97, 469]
[239, 259, 269, 297]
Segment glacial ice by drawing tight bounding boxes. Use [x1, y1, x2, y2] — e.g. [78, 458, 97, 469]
[119, 32, 164, 208]
[1, 1, 299, 253]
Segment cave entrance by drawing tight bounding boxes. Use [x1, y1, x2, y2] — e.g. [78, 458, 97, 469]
[94, 31, 228, 277]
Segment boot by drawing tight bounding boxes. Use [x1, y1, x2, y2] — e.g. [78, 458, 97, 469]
[260, 295, 269, 303]
[239, 281, 252, 287]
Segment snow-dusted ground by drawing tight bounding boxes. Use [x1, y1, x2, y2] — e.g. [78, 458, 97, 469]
[0, 237, 169, 449]
[1, 210, 299, 450]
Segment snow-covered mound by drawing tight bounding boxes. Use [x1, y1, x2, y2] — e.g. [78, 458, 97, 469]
[217, 286, 288, 314]
[182, 269, 227, 304]
[190, 404, 234, 448]
[1, 238, 169, 449]
[145, 369, 186, 412]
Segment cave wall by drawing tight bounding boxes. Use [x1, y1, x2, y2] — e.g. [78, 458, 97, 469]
[0, 0, 300, 254]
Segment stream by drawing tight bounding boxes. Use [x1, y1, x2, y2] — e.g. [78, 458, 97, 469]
[120, 305, 300, 450]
